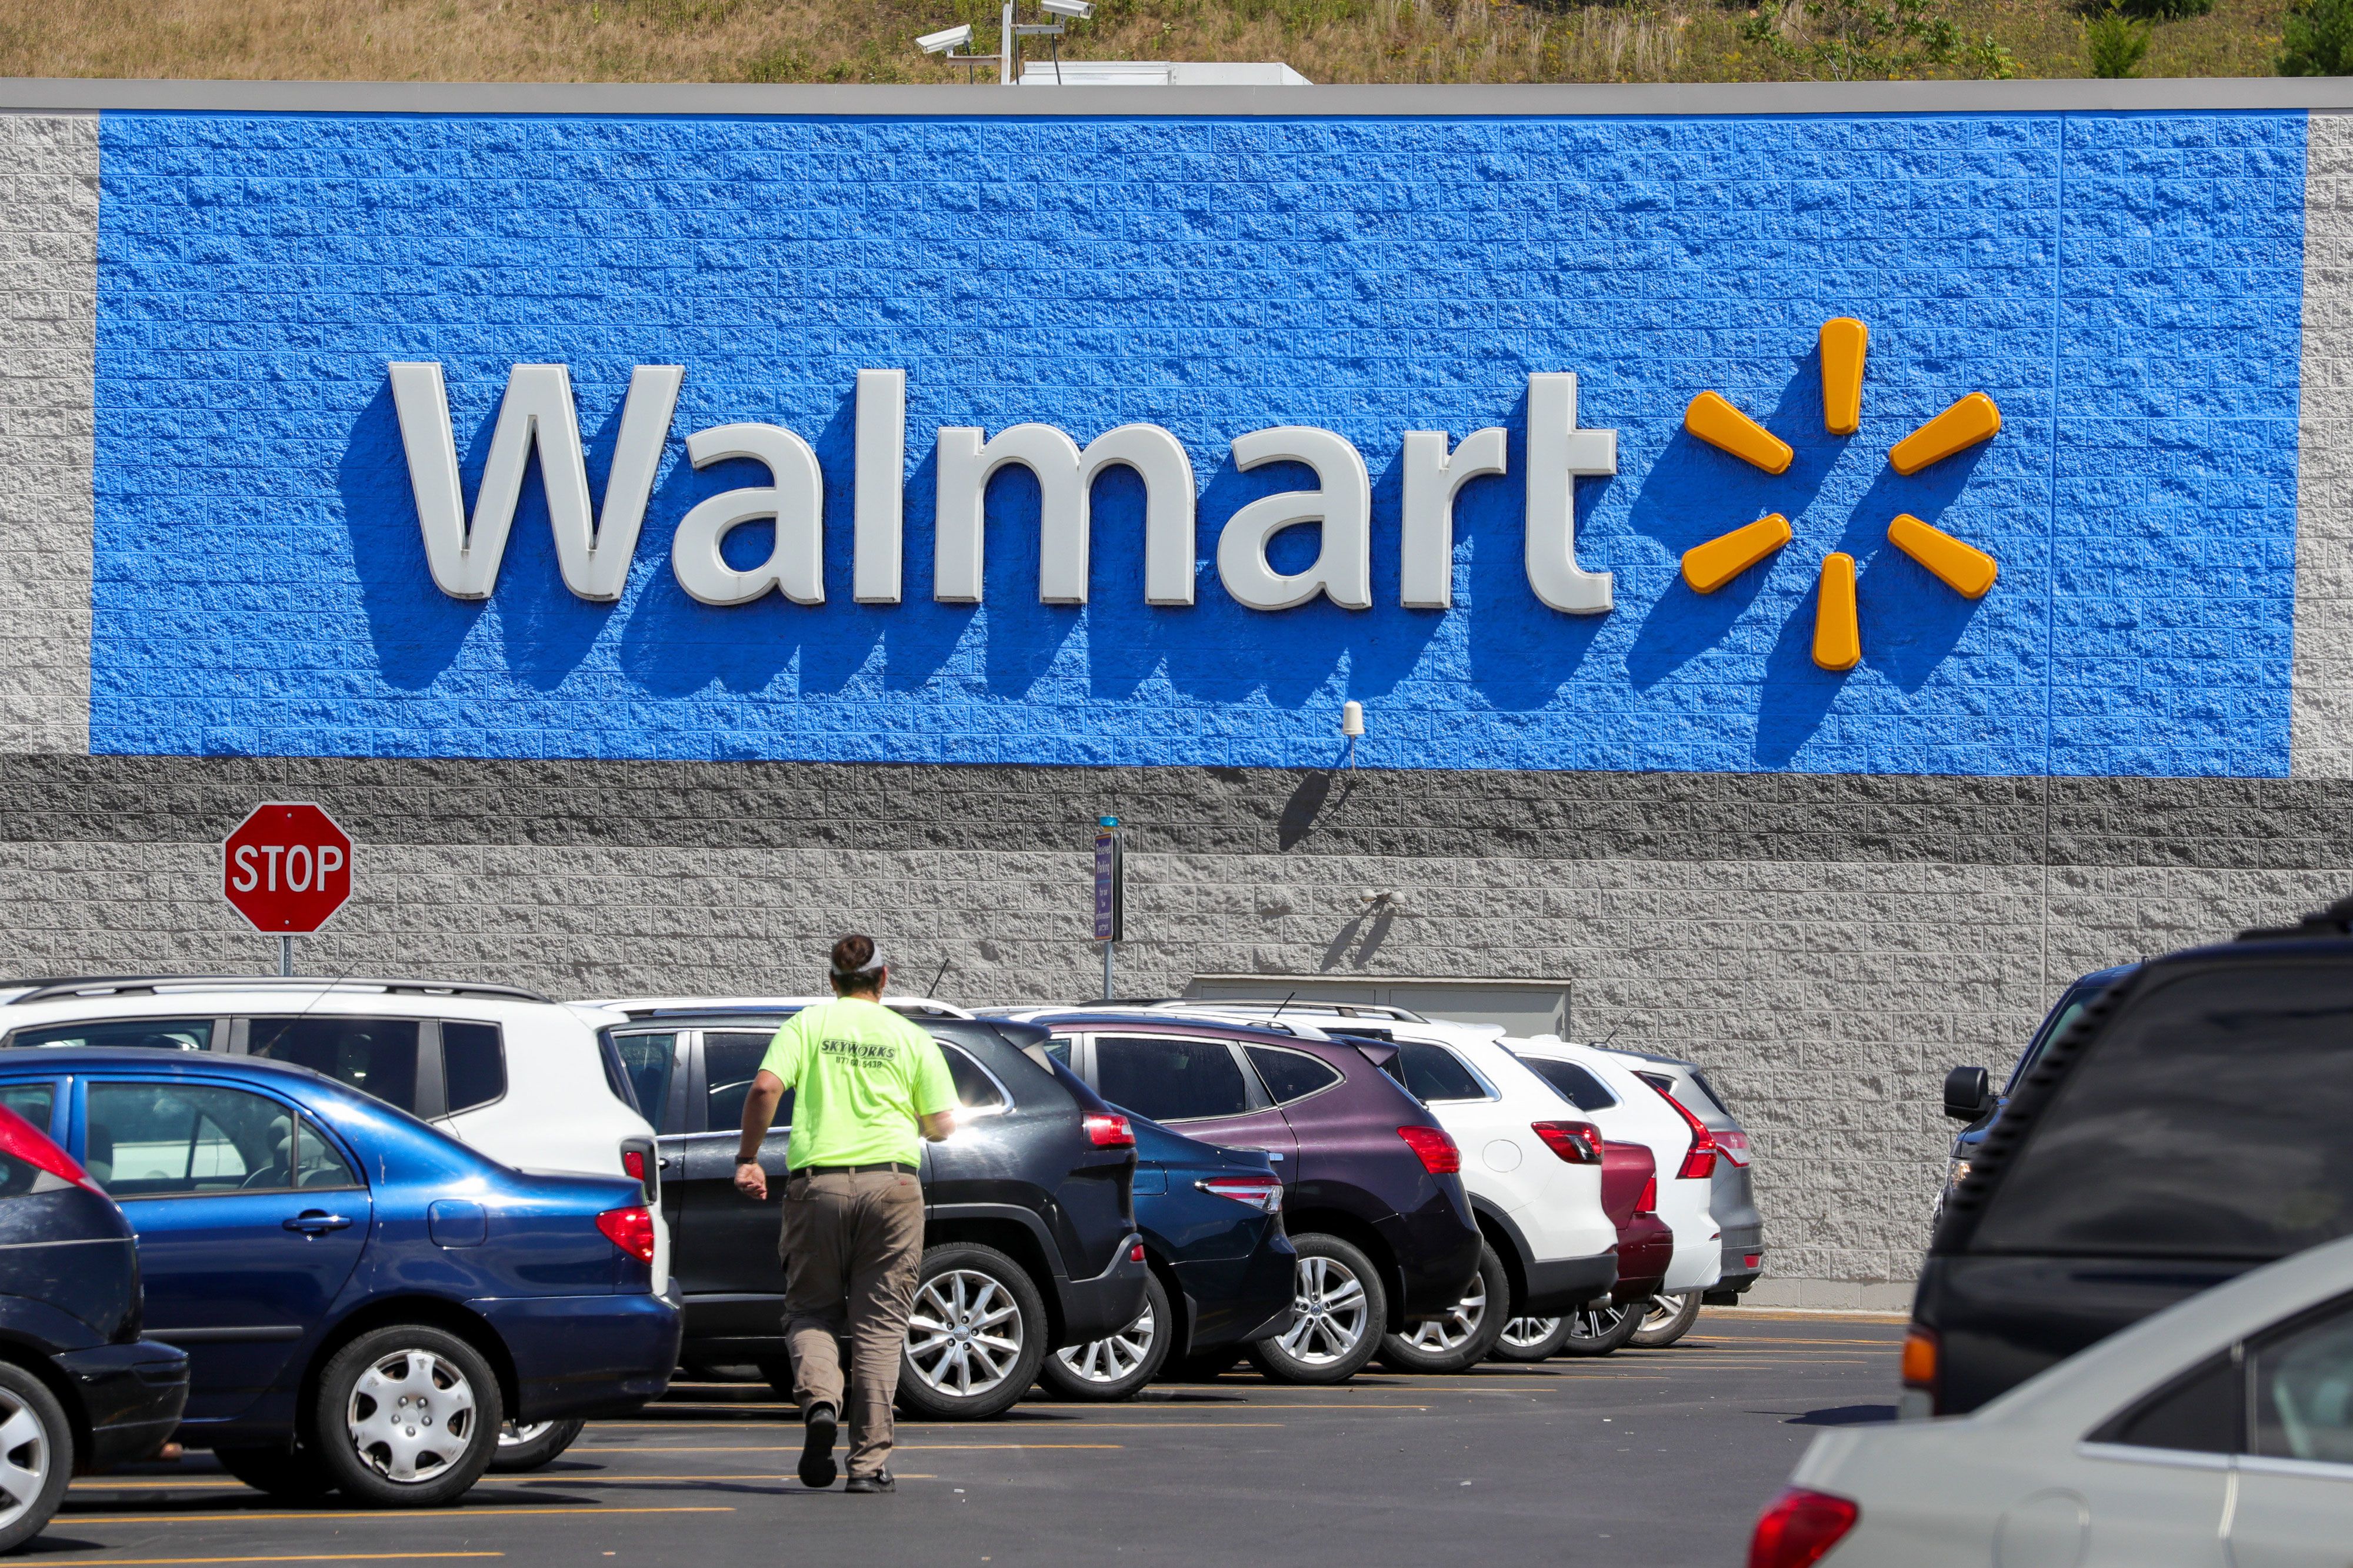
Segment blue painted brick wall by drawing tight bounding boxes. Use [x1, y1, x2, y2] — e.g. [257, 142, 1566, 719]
[88, 109, 2306, 775]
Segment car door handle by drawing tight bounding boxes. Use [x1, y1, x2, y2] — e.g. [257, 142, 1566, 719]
[284, 1212, 354, 1236]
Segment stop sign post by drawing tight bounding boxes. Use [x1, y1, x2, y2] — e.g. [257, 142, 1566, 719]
[222, 803, 353, 975]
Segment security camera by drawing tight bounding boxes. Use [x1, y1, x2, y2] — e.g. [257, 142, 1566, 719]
[916, 22, 974, 52]
[1040, 0, 1092, 16]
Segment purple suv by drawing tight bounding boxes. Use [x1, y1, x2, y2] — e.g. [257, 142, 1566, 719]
[1015, 1011, 1482, 1384]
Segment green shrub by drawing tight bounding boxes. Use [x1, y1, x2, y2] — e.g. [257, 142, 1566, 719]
[2085, 2, 2149, 75]
[2282, 0, 2353, 73]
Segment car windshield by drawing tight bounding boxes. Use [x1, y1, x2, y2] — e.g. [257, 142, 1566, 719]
[2004, 987, 2102, 1094]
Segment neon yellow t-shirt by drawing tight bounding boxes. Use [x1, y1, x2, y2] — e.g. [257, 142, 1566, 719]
[758, 999, 958, 1170]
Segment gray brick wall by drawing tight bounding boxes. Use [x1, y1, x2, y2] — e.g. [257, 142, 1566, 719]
[0, 112, 93, 754]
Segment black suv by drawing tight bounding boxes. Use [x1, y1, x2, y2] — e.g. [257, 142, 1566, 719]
[1915, 896, 2353, 1414]
[598, 1003, 1146, 1419]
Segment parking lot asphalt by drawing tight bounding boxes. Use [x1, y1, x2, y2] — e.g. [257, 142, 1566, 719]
[46, 1312, 1905, 1568]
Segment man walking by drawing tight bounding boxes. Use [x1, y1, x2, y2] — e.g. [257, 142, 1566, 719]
[733, 934, 958, 1492]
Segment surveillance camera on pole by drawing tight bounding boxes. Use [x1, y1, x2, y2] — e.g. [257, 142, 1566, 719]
[917, 0, 1091, 85]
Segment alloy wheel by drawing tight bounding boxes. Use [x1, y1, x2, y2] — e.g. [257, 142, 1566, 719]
[1637, 1295, 1682, 1333]
[1055, 1302, 1157, 1384]
[1277, 1253, 1371, 1367]
[0, 1387, 49, 1530]
[1398, 1272, 1488, 1353]
[1571, 1302, 1631, 1337]
[346, 1349, 480, 1483]
[1499, 1316, 1562, 1352]
[906, 1268, 1026, 1397]
[497, 1420, 554, 1449]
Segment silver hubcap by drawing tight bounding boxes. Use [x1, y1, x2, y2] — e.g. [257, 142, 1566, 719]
[1569, 1302, 1631, 1340]
[1055, 1302, 1157, 1384]
[1638, 1293, 1686, 1333]
[1276, 1254, 1371, 1366]
[1399, 1273, 1488, 1353]
[498, 1420, 554, 1448]
[1501, 1316, 1561, 1350]
[347, 1349, 479, 1483]
[0, 1387, 51, 1527]
[905, 1269, 1025, 1397]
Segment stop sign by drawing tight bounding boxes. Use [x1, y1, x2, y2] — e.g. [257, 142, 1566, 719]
[222, 802, 353, 935]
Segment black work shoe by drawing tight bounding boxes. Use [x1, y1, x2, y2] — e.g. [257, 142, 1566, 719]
[796, 1403, 838, 1489]
[844, 1471, 895, 1493]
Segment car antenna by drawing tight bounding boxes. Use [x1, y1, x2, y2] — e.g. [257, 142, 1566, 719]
[249, 956, 366, 1056]
[1271, 990, 1298, 1020]
[1598, 1026, 1621, 1050]
[926, 957, 951, 999]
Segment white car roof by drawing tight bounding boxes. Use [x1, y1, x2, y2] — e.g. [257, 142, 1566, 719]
[0, 976, 582, 1030]
[579, 995, 978, 1021]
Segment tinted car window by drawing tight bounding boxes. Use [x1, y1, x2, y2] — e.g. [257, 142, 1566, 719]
[292, 1113, 361, 1189]
[706, 1032, 784, 1134]
[442, 1022, 505, 1114]
[1246, 1046, 1342, 1105]
[248, 1017, 421, 1115]
[1687, 1070, 1737, 1120]
[2095, 1351, 2241, 1453]
[2008, 996, 2094, 1094]
[1972, 965, 2353, 1259]
[942, 1046, 1004, 1110]
[86, 1082, 317, 1197]
[11, 1017, 212, 1052]
[1389, 1042, 1486, 1103]
[1095, 1035, 1251, 1122]
[0, 1085, 54, 1137]
[1520, 1057, 1617, 1112]
[2253, 1294, 2353, 1465]
[1045, 1037, 1074, 1066]
[616, 1032, 680, 1131]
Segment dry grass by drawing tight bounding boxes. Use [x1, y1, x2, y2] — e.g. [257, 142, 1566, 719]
[0, 0, 2297, 85]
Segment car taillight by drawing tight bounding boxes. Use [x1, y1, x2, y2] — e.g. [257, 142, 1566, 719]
[1748, 1487, 1859, 1568]
[1084, 1112, 1135, 1148]
[1900, 1325, 1938, 1400]
[1395, 1125, 1460, 1174]
[596, 1206, 657, 1263]
[1529, 1120, 1604, 1165]
[0, 1104, 104, 1196]
[622, 1149, 648, 1182]
[1196, 1175, 1284, 1213]
[1637, 1175, 1658, 1213]
[1645, 1083, 1719, 1180]
[1715, 1127, 1752, 1167]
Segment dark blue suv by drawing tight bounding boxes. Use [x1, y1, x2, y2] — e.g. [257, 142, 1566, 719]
[0, 1050, 679, 1507]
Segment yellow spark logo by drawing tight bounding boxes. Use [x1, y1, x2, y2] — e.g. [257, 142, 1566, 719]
[1677, 319, 2001, 671]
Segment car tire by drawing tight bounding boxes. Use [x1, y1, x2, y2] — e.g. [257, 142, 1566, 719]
[754, 1358, 797, 1399]
[895, 1243, 1049, 1422]
[214, 1443, 336, 1501]
[486, 1417, 586, 1473]
[1377, 1243, 1509, 1373]
[1629, 1290, 1704, 1349]
[0, 1361, 72, 1552]
[1490, 1315, 1574, 1362]
[1038, 1270, 1172, 1402]
[1557, 1299, 1643, 1356]
[312, 1325, 504, 1507]
[1247, 1233, 1385, 1386]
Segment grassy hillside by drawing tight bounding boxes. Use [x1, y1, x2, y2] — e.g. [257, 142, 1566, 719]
[0, 0, 2296, 85]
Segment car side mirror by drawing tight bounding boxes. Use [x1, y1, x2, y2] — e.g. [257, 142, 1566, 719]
[1942, 1065, 1993, 1123]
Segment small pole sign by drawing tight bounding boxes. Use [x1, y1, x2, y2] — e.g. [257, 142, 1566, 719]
[1094, 815, 1123, 1000]
[222, 802, 354, 976]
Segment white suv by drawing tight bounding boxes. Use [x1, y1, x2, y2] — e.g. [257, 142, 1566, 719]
[1506, 1037, 1724, 1349]
[0, 975, 666, 1272]
[1143, 1001, 1619, 1372]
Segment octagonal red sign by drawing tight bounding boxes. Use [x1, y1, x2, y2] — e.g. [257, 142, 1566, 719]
[222, 802, 353, 935]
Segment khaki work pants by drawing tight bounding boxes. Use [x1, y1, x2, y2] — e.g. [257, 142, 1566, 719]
[779, 1168, 924, 1479]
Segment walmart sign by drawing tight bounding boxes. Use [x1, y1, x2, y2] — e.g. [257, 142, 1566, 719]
[86, 107, 2305, 776]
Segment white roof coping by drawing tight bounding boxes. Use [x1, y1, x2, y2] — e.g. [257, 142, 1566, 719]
[1018, 60, 1311, 86]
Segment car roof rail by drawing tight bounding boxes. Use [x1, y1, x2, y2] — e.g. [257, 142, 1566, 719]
[1014, 1005, 1338, 1043]
[0, 975, 555, 1006]
[581, 995, 976, 1020]
[2237, 893, 2353, 942]
[1151, 997, 1430, 1023]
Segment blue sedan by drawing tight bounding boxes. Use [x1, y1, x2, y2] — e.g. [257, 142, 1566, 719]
[0, 1049, 678, 1507]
